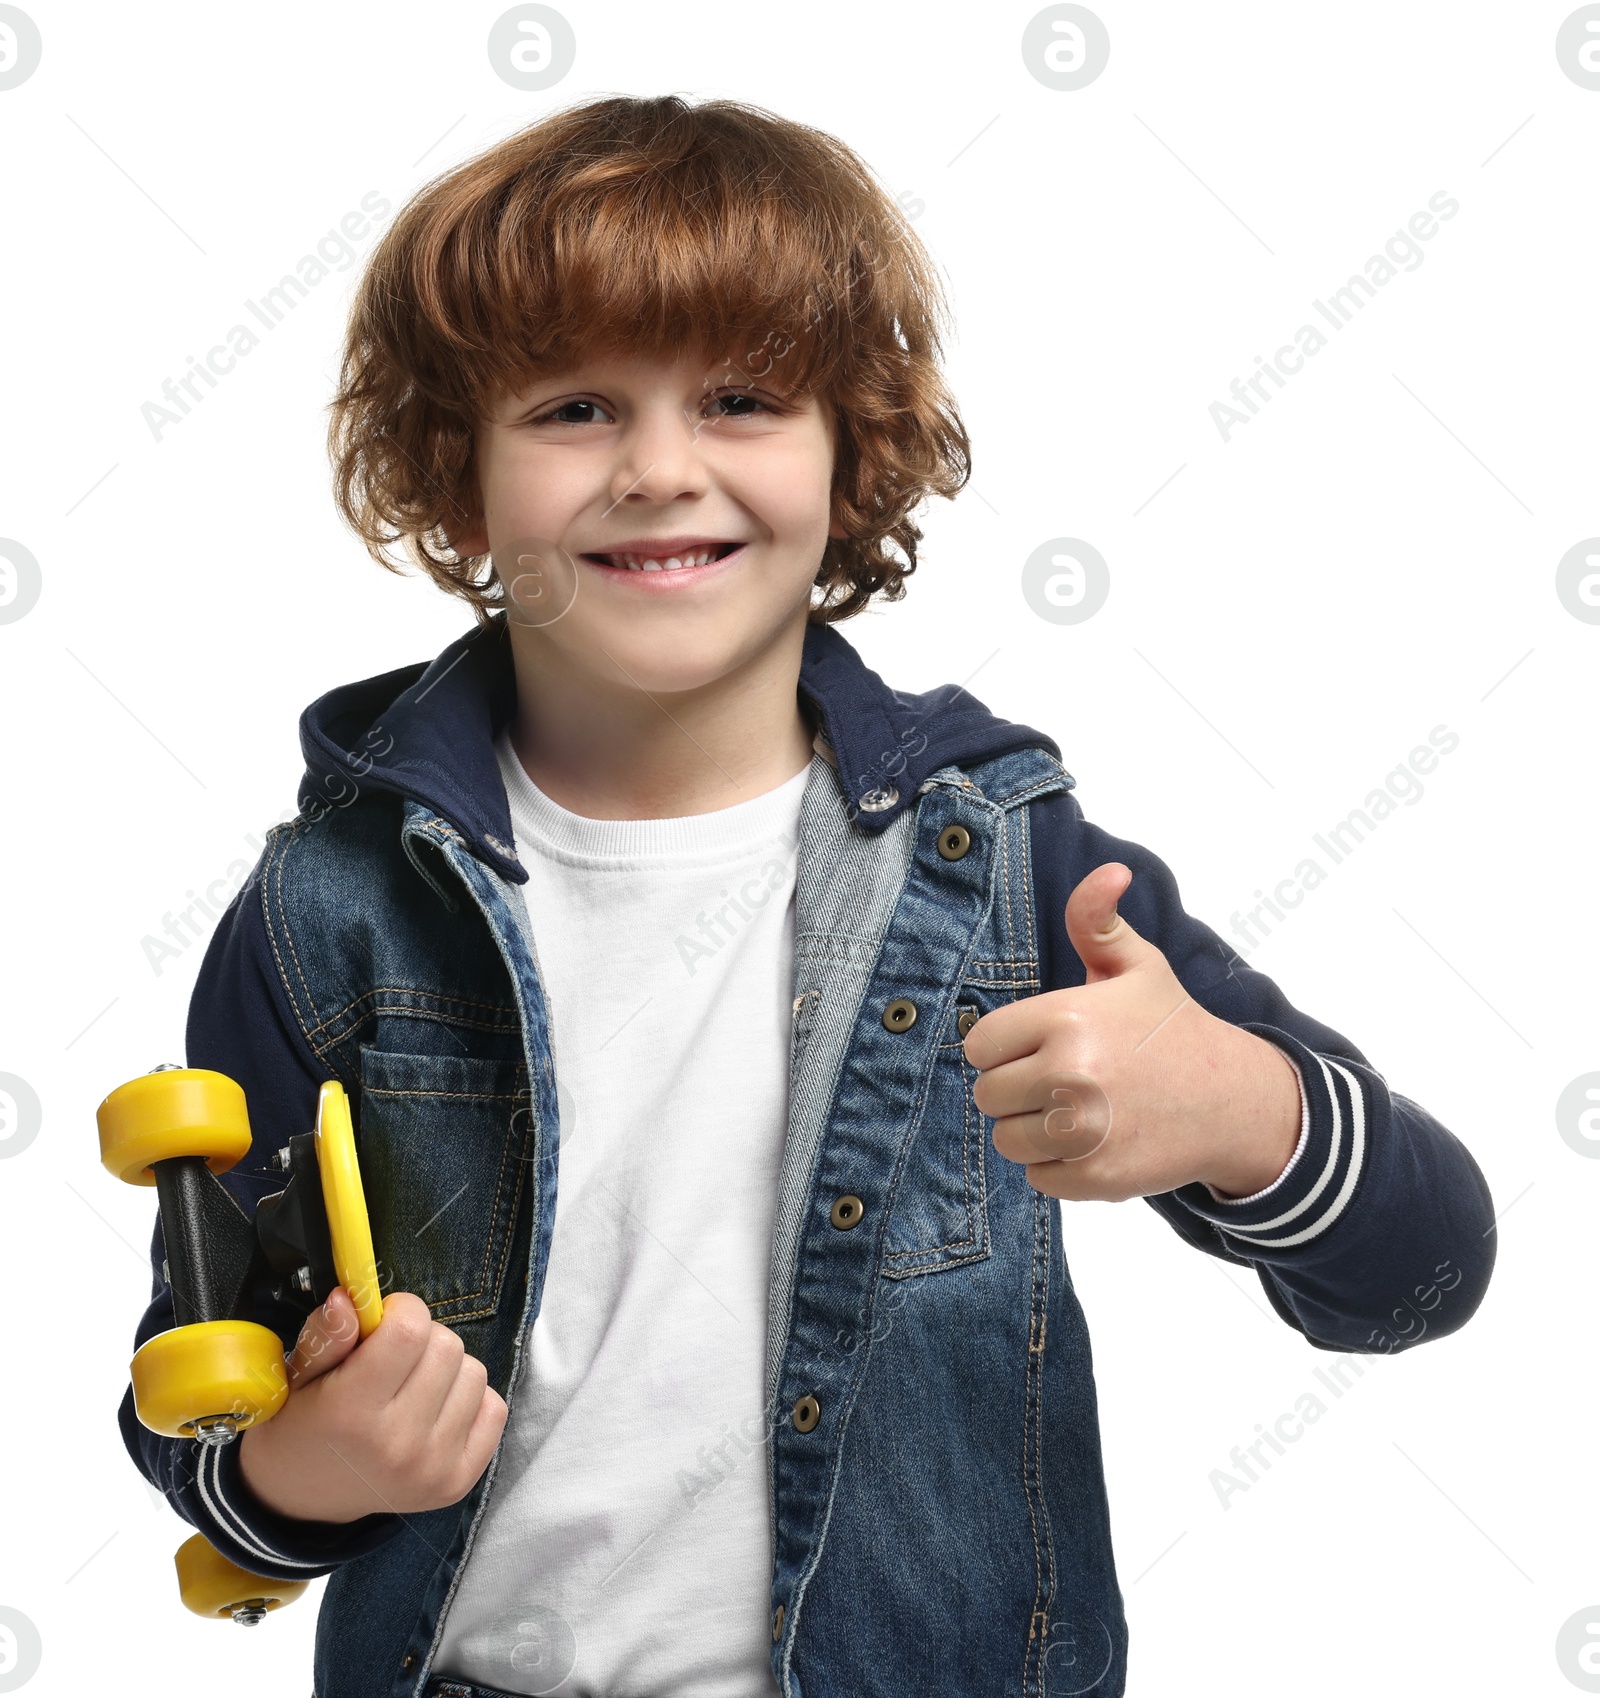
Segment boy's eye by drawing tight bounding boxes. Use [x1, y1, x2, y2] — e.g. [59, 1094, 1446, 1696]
[535, 399, 611, 426]
[533, 397, 621, 424]
[707, 391, 773, 418]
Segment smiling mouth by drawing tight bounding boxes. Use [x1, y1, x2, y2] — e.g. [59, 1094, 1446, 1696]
[580, 543, 743, 573]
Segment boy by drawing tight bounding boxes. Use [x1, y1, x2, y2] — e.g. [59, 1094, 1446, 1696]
[120, 93, 1495, 1698]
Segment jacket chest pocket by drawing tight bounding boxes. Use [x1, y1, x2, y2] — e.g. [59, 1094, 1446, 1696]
[355, 1046, 534, 1324]
[881, 998, 993, 1279]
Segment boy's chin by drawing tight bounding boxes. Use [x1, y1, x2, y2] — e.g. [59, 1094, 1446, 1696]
[586, 620, 794, 696]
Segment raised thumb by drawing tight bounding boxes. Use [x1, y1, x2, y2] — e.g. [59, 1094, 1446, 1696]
[1064, 861, 1146, 984]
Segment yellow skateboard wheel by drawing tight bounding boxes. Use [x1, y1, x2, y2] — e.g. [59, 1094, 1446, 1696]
[315, 1082, 383, 1339]
[130, 1320, 288, 1439]
[97, 1069, 252, 1186]
[174, 1533, 307, 1621]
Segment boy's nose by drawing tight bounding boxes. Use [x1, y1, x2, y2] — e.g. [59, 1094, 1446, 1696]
[607, 410, 713, 508]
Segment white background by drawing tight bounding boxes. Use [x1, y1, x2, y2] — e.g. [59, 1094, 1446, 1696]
[0, 2, 1594, 1694]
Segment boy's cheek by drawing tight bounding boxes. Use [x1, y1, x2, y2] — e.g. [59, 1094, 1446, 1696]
[479, 472, 577, 541]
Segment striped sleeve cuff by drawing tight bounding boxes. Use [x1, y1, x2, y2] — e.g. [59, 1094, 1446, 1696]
[1167, 1023, 1370, 1252]
[154, 1427, 400, 1581]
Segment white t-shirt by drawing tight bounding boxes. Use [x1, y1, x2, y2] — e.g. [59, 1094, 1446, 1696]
[431, 725, 807, 1697]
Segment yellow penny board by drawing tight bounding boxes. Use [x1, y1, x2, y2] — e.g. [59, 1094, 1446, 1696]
[315, 1081, 383, 1338]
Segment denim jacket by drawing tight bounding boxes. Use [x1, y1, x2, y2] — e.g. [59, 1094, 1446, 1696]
[119, 612, 1495, 1698]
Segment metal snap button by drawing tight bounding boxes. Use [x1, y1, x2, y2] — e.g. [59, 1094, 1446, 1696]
[857, 785, 899, 812]
[831, 1193, 865, 1229]
[956, 1007, 978, 1039]
[792, 1393, 821, 1432]
[773, 1602, 786, 1641]
[936, 824, 972, 860]
[882, 998, 917, 1032]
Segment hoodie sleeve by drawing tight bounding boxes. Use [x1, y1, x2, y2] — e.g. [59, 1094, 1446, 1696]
[1028, 786, 1496, 1356]
[117, 834, 402, 1581]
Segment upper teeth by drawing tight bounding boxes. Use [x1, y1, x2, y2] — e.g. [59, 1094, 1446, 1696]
[605, 547, 724, 572]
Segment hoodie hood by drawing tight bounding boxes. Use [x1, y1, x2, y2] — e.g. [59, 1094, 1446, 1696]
[297, 614, 1063, 885]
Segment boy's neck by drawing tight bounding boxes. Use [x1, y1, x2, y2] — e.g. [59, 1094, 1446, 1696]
[502, 624, 818, 822]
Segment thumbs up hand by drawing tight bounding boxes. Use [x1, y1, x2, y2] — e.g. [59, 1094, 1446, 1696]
[963, 863, 1302, 1203]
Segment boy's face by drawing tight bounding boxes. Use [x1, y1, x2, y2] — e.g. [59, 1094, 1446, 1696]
[456, 346, 843, 694]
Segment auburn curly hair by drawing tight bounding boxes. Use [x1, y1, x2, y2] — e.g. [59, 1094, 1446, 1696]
[326, 92, 971, 627]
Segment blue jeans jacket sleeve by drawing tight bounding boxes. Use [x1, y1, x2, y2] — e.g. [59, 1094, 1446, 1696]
[117, 848, 403, 1580]
[1029, 788, 1496, 1356]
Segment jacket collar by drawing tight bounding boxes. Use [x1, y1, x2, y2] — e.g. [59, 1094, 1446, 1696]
[297, 613, 1061, 884]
